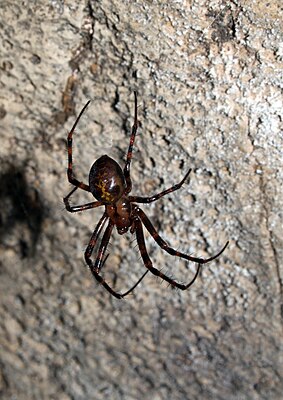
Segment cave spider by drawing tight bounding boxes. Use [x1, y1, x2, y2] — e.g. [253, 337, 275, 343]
[63, 92, 228, 299]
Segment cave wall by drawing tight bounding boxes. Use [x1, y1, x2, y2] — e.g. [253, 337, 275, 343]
[0, 1, 282, 399]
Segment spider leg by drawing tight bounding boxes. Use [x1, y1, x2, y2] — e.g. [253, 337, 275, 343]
[85, 220, 125, 299]
[99, 253, 149, 297]
[120, 270, 149, 298]
[128, 169, 191, 203]
[124, 91, 138, 194]
[135, 218, 201, 290]
[85, 219, 119, 297]
[67, 101, 91, 192]
[136, 207, 229, 264]
[85, 217, 148, 299]
[64, 186, 103, 212]
[84, 212, 108, 260]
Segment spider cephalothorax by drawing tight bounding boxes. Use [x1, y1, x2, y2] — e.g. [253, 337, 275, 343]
[63, 92, 228, 299]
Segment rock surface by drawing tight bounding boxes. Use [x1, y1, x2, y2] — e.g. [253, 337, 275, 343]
[0, 1, 282, 399]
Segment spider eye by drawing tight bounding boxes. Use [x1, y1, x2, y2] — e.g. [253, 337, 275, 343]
[117, 226, 128, 235]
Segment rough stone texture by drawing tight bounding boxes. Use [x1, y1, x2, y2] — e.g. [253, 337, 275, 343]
[0, 1, 282, 399]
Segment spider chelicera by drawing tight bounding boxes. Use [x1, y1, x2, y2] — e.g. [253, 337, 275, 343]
[63, 92, 229, 299]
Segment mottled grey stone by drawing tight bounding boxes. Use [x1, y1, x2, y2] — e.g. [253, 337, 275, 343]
[0, 1, 282, 399]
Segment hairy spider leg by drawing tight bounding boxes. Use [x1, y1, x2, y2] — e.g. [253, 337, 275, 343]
[67, 100, 91, 191]
[124, 91, 138, 194]
[63, 186, 103, 212]
[135, 218, 201, 289]
[85, 218, 148, 299]
[136, 207, 229, 264]
[128, 169, 191, 203]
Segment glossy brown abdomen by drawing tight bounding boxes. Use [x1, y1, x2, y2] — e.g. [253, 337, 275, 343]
[89, 155, 126, 203]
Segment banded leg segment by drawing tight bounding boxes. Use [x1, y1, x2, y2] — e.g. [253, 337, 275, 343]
[67, 101, 91, 191]
[136, 207, 229, 264]
[124, 91, 138, 194]
[135, 218, 201, 290]
[85, 219, 120, 297]
[85, 219, 147, 299]
[84, 212, 108, 262]
[129, 169, 191, 204]
[64, 186, 103, 212]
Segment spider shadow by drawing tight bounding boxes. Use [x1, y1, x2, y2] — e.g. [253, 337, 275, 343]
[0, 164, 44, 258]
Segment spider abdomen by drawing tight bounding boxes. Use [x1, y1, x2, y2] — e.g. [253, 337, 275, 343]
[89, 155, 126, 203]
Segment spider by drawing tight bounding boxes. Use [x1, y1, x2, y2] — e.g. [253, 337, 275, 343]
[63, 92, 229, 299]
